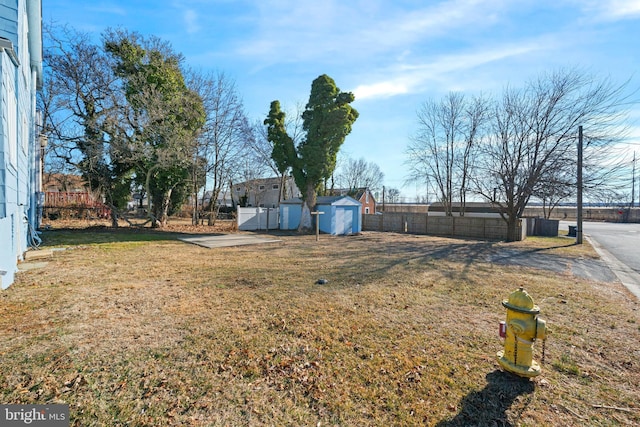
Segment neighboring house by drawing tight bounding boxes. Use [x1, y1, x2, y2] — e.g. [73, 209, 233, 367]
[199, 189, 233, 207]
[328, 187, 377, 214]
[0, 0, 44, 289]
[233, 176, 301, 208]
[280, 195, 362, 235]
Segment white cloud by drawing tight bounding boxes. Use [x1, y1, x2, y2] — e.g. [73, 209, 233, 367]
[353, 80, 410, 100]
[602, 0, 640, 19]
[578, 0, 640, 21]
[235, 0, 510, 64]
[353, 40, 546, 100]
[183, 9, 201, 34]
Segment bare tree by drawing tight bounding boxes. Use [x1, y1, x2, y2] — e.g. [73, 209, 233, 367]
[40, 25, 132, 227]
[247, 103, 305, 203]
[386, 188, 401, 203]
[336, 157, 384, 194]
[405, 92, 488, 216]
[187, 71, 250, 225]
[532, 168, 573, 219]
[532, 144, 630, 218]
[475, 69, 631, 241]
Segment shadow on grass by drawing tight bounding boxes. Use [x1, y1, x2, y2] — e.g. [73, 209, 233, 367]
[489, 242, 578, 261]
[436, 370, 535, 427]
[325, 237, 502, 284]
[328, 233, 596, 286]
[39, 226, 203, 247]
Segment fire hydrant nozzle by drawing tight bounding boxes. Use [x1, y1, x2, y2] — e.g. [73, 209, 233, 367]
[497, 287, 547, 378]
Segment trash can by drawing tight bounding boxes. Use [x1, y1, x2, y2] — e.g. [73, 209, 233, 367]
[568, 225, 576, 237]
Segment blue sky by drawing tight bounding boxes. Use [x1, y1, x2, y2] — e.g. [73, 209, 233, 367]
[45, 0, 640, 201]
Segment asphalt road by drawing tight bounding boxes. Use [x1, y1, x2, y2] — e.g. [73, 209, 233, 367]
[560, 220, 640, 300]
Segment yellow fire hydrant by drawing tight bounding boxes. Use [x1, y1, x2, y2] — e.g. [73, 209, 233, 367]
[497, 287, 547, 378]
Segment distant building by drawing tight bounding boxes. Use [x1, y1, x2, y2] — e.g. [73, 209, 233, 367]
[232, 176, 301, 208]
[328, 187, 377, 214]
[0, 0, 44, 288]
[198, 190, 234, 209]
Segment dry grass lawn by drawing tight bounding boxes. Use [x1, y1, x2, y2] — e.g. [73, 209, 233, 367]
[1, 220, 639, 426]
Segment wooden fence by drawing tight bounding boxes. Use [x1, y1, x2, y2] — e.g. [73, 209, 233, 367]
[362, 213, 524, 241]
[43, 191, 111, 219]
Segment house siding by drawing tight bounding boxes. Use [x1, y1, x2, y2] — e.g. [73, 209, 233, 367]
[0, 0, 41, 289]
[0, 0, 19, 44]
[0, 53, 23, 288]
[359, 194, 375, 214]
[234, 176, 300, 208]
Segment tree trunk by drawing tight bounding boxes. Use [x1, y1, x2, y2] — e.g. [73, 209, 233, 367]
[146, 165, 160, 228]
[154, 188, 173, 228]
[207, 188, 219, 226]
[279, 174, 286, 203]
[192, 186, 198, 226]
[109, 208, 119, 228]
[298, 183, 316, 232]
[505, 216, 522, 242]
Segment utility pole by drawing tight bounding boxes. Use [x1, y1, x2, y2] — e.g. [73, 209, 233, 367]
[577, 126, 583, 245]
[382, 185, 385, 212]
[632, 151, 636, 208]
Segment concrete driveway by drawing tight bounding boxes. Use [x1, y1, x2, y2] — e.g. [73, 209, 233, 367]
[178, 234, 281, 249]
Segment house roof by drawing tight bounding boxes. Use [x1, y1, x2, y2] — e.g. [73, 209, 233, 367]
[353, 188, 376, 203]
[327, 187, 376, 203]
[234, 176, 291, 187]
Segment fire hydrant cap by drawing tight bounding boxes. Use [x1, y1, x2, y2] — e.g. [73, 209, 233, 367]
[502, 287, 540, 314]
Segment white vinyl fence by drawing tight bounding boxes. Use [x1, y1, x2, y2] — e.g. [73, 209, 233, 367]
[237, 207, 279, 231]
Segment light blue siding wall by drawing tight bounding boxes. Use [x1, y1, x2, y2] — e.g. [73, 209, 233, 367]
[280, 204, 302, 230]
[0, 53, 19, 289]
[0, 0, 38, 289]
[318, 205, 360, 235]
[280, 198, 361, 235]
[0, 0, 18, 46]
[318, 205, 332, 234]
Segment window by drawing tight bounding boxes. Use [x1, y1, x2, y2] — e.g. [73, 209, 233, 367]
[259, 185, 265, 190]
[365, 207, 370, 214]
[272, 184, 279, 190]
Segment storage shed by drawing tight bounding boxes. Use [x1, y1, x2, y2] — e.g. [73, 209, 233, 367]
[280, 196, 362, 235]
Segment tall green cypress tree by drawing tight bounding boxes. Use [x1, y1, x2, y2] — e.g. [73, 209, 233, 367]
[265, 74, 358, 230]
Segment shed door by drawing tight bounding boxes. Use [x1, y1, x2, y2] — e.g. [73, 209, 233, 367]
[282, 206, 289, 229]
[336, 208, 354, 235]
